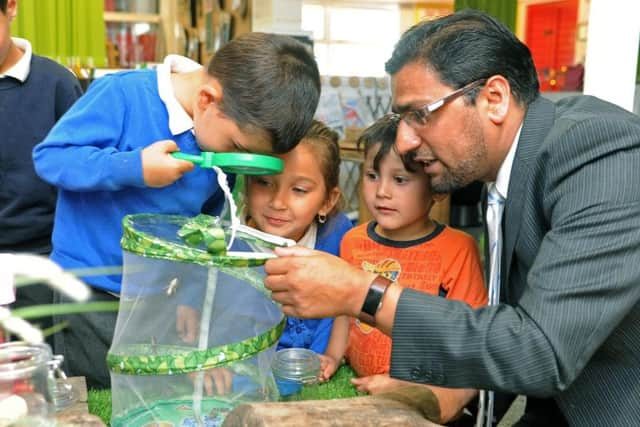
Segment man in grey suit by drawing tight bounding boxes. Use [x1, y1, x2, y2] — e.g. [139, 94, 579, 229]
[264, 10, 640, 427]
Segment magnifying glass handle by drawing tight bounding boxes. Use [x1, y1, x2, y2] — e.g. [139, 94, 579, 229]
[171, 152, 203, 165]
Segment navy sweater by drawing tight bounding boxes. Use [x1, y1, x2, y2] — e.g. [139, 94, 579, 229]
[0, 55, 82, 254]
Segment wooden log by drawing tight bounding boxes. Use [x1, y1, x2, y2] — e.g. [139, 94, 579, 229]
[222, 385, 444, 427]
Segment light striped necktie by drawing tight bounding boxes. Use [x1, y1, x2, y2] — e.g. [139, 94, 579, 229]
[477, 182, 506, 427]
[486, 182, 505, 307]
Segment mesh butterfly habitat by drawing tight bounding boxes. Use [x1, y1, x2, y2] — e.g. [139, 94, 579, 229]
[107, 208, 293, 425]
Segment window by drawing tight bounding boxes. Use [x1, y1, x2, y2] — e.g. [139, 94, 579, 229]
[302, 2, 400, 77]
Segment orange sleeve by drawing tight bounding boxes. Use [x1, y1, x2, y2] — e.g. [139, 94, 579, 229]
[441, 229, 488, 308]
[339, 226, 357, 263]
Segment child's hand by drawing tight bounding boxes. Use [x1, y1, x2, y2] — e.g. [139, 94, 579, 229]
[142, 140, 194, 187]
[188, 367, 234, 395]
[176, 305, 199, 343]
[318, 354, 340, 382]
[351, 374, 407, 394]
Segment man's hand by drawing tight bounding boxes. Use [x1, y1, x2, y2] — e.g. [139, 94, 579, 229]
[264, 246, 376, 319]
[142, 140, 194, 187]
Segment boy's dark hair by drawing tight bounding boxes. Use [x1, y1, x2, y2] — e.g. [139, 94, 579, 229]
[386, 9, 539, 107]
[208, 33, 321, 154]
[0, 0, 7, 13]
[357, 114, 418, 173]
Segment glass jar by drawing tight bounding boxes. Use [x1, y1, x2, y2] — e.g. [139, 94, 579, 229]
[0, 342, 54, 426]
[271, 348, 320, 397]
[47, 354, 75, 411]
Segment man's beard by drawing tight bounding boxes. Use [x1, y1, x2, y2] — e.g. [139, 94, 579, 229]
[430, 123, 487, 194]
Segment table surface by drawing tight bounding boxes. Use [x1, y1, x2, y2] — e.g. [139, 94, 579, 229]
[55, 376, 106, 426]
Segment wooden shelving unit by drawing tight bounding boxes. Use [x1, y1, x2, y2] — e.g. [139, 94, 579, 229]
[103, 11, 161, 24]
[103, 0, 179, 66]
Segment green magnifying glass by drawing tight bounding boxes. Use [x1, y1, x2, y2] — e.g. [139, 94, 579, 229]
[171, 151, 283, 175]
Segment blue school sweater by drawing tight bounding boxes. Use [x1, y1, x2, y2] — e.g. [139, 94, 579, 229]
[33, 70, 230, 293]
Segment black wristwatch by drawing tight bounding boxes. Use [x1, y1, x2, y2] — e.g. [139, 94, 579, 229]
[358, 276, 392, 327]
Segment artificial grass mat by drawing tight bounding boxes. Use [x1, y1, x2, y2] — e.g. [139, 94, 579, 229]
[88, 364, 363, 425]
[88, 388, 112, 424]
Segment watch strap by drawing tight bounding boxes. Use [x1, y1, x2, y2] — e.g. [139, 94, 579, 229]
[358, 276, 392, 327]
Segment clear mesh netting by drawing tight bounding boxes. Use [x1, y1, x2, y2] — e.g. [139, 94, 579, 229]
[108, 214, 284, 427]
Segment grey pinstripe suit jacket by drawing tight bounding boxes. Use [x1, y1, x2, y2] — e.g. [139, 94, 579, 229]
[389, 96, 640, 426]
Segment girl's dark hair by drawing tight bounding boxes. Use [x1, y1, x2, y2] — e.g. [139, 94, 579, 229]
[208, 32, 321, 154]
[0, 0, 7, 13]
[357, 114, 418, 173]
[300, 120, 343, 214]
[386, 9, 539, 106]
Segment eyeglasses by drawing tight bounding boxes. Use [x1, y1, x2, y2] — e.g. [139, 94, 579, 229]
[393, 79, 486, 127]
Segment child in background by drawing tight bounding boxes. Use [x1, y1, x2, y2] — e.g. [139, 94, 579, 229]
[0, 0, 82, 337]
[32, 32, 320, 389]
[193, 120, 353, 395]
[320, 115, 487, 424]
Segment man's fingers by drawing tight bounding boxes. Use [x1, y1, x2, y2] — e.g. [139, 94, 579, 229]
[269, 289, 305, 317]
[264, 255, 296, 276]
[263, 272, 285, 292]
[279, 303, 300, 318]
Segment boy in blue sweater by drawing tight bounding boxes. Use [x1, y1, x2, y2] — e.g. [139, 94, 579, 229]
[0, 0, 82, 336]
[32, 33, 320, 389]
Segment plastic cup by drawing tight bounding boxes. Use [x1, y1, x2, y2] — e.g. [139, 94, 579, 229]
[271, 348, 320, 397]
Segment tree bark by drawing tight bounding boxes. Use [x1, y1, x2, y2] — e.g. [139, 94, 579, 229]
[222, 385, 444, 427]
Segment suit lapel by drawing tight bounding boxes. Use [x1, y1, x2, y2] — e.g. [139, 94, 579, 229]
[502, 97, 556, 299]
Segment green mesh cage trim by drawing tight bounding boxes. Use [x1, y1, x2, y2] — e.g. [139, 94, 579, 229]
[120, 213, 267, 267]
[107, 317, 285, 375]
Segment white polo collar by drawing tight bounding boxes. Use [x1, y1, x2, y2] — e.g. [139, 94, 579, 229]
[156, 54, 202, 135]
[0, 37, 31, 81]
